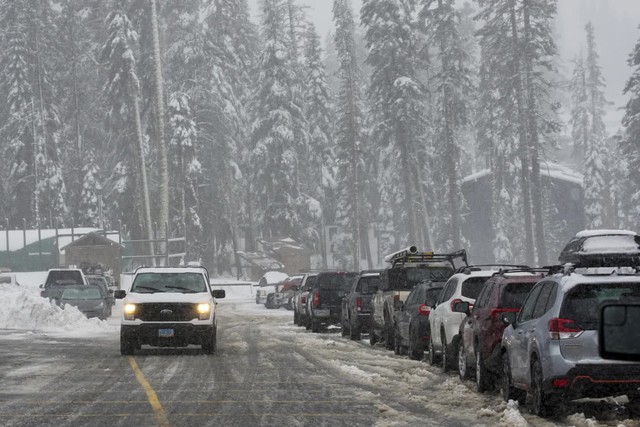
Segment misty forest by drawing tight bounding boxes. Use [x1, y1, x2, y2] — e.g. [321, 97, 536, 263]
[0, 0, 638, 275]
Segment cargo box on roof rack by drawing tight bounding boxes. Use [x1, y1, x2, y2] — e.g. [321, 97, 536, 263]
[558, 229, 640, 267]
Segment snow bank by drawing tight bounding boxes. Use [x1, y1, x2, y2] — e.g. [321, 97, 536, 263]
[499, 400, 528, 427]
[0, 284, 114, 336]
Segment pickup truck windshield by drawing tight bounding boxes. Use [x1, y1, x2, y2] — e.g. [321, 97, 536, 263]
[318, 273, 358, 291]
[131, 273, 207, 293]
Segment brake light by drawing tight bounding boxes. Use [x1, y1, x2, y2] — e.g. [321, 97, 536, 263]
[489, 308, 519, 320]
[418, 304, 430, 316]
[548, 318, 583, 340]
[450, 298, 462, 312]
[313, 290, 320, 307]
[552, 378, 568, 388]
[356, 297, 362, 312]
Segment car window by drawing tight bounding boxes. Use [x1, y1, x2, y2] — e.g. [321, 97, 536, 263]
[425, 287, 443, 306]
[518, 283, 543, 322]
[131, 272, 207, 293]
[475, 281, 493, 308]
[532, 282, 554, 319]
[500, 282, 537, 309]
[317, 273, 359, 291]
[461, 277, 488, 300]
[358, 276, 381, 294]
[560, 282, 640, 330]
[406, 288, 419, 305]
[440, 279, 457, 303]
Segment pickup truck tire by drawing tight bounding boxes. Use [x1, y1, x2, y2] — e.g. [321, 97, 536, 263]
[341, 322, 348, 337]
[293, 310, 299, 325]
[369, 331, 377, 346]
[305, 317, 311, 330]
[311, 318, 321, 333]
[350, 323, 361, 341]
[202, 328, 217, 355]
[120, 333, 135, 356]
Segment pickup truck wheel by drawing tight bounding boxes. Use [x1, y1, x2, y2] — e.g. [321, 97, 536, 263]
[120, 333, 135, 356]
[202, 328, 217, 355]
[369, 331, 377, 346]
[384, 319, 395, 351]
[293, 310, 299, 325]
[350, 322, 361, 341]
[341, 320, 349, 337]
[311, 319, 321, 333]
[305, 316, 311, 330]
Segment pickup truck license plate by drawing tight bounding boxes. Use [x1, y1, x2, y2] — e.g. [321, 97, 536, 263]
[313, 309, 330, 317]
[158, 329, 174, 338]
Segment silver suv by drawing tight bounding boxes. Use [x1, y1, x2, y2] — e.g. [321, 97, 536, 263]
[500, 267, 640, 416]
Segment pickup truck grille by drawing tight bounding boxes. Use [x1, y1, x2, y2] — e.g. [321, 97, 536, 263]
[137, 303, 198, 321]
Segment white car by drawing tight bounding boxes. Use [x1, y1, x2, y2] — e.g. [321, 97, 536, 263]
[255, 271, 288, 305]
[428, 269, 494, 370]
[115, 266, 225, 355]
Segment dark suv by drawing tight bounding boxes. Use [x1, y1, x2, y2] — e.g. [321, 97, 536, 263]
[457, 271, 543, 391]
[341, 271, 381, 340]
[306, 272, 358, 333]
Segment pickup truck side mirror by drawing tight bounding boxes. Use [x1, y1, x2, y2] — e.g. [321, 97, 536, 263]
[114, 290, 126, 299]
[212, 289, 226, 299]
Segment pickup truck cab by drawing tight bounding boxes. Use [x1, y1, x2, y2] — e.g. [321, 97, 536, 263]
[306, 271, 358, 332]
[114, 266, 225, 355]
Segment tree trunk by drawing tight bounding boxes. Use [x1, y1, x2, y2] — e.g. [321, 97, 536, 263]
[132, 94, 154, 257]
[150, 0, 169, 245]
[523, 1, 547, 265]
[509, 0, 535, 265]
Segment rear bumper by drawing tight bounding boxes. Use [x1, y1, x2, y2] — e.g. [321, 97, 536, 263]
[121, 323, 214, 347]
[549, 364, 640, 399]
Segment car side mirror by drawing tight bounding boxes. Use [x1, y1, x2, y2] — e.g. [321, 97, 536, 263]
[452, 301, 470, 314]
[501, 311, 517, 326]
[393, 299, 404, 310]
[212, 289, 226, 299]
[114, 290, 126, 299]
[39, 284, 44, 289]
[600, 303, 640, 361]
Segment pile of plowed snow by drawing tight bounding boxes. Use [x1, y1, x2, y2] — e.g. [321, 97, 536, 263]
[0, 284, 114, 334]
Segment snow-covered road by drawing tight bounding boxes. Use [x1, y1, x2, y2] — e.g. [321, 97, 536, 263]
[0, 291, 637, 426]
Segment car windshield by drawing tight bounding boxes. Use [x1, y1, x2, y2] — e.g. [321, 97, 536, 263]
[61, 287, 102, 300]
[131, 273, 207, 293]
[461, 277, 488, 299]
[425, 287, 443, 306]
[561, 283, 640, 330]
[359, 276, 381, 294]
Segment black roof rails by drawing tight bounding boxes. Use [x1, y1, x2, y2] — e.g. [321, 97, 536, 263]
[387, 249, 468, 269]
[490, 267, 551, 277]
[455, 264, 530, 274]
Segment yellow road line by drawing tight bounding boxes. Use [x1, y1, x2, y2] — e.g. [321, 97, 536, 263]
[128, 357, 170, 427]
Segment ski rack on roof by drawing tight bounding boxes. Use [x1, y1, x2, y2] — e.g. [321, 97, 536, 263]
[455, 264, 530, 274]
[386, 249, 468, 269]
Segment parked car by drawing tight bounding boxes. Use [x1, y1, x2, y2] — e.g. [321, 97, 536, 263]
[0, 273, 20, 286]
[59, 285, 111, 320]
[428, 268, 495, 370]
[457, 270, 543, 391]
[341, 271, 381, 340]
[306, 271, 358, 332]
[293, 272, 319, 327]
[40, 269, 89, 303]
[255, 271, 288, 305]
[115, 266, 225, 355]
[558, 229, 640, 266]
[371, 248, 467, 350]
[266, 274, 304, 309]
[500, 265, 640, 416]
[393, 282, 443, 360]
[87, 275, 115, 310]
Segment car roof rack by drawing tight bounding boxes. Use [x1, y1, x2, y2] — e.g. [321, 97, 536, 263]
[386, 249, 468, 269]
[490, 266, 551, 277]
[456, 264, 530, 274]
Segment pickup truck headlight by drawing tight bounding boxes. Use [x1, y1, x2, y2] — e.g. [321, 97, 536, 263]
[124, 303, 137, 320]
[197, 303, 211, 320]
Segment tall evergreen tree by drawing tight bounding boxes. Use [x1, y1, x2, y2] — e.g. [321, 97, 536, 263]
[361, 0, 428, 250]
[332, 0, 369, 269]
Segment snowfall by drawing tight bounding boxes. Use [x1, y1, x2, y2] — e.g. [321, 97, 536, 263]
[0, 272, 636, 427]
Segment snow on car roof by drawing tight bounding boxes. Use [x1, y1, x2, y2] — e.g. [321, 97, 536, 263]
[134, 267, 208, 275]
[579, 235, 640, 254]
[575, 229, 637, 238]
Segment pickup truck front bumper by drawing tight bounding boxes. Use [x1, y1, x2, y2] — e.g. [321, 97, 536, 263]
[121, 323, 214, 347]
